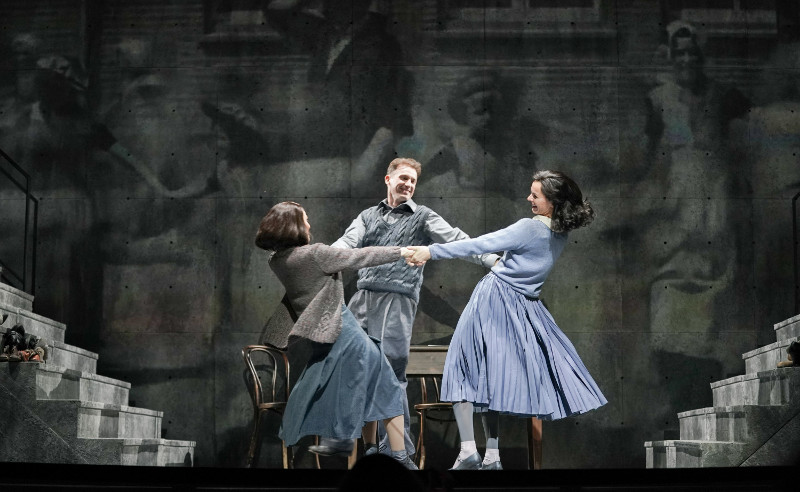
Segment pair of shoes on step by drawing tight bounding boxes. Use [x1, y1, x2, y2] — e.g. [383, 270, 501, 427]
[0, 348, 43, 363]
[308, 437, 353, 456]
[449, 452, 503, 470]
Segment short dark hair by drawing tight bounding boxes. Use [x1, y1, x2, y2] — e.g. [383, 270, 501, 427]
[532, 170, 595, 233]
[255, 201, 309, 251]
[386, 157, 421, 177]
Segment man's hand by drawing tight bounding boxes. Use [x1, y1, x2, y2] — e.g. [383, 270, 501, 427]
[402, 245, 431, 267]
[401, 246, 425, 266]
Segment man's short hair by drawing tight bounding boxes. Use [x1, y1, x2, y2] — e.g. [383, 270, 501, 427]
[387, 157, 422, 177]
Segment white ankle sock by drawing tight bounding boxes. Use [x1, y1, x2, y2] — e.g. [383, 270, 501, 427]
[458, 440, 477, 460]
[483, 448, 500, 464]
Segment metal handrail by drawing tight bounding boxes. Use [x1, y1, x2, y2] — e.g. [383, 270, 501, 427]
[0, 146, 38, 294]
[794, 190, 799, 315]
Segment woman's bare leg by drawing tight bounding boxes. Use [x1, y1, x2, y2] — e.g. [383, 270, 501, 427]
[382, 415, 417, 469]
[382, 415, 405, 452]
[362, 421, 377, 444]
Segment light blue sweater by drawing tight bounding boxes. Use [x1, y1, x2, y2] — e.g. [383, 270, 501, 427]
[428, 218, 567, 299]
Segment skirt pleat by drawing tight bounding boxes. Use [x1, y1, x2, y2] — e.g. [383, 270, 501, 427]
[441, 273, 607, 420]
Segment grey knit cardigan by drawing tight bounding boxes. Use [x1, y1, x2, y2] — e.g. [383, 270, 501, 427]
[263, 243, 401, 348]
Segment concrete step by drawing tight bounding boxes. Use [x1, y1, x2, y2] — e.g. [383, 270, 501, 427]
[0, 281, 33, 311]
[743, 337, 800, 374]
[20, 399, 163, 440]
[1, 364, 195, 466]
[678, 405, 785, 442]
[3, 358, 129, 406]
[44, 341, 98, 373]
[645, 440, 748, 468]
[35, 364, 130, 406]
[711, 367, 800, 407]
[774, 314, 800, 342]
[81, 438, 195, 466]
[120, 438, 196, 466]
[76, 401, 162, 439]
[0, 305, 65, 343]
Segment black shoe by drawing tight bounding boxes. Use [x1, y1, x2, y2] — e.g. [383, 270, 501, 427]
[308, 437, 353, 456]
[391, 451, 418, 470]
[449, 452, 482, 470]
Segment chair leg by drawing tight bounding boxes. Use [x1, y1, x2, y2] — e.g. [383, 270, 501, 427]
[246, 410, 262, 468]
[314, 435, 321, 470]
[347, 438, 358, 469]
[281, 440, 291, 469]
[526, 417, 543, 470]
[415, 411, 426, 469]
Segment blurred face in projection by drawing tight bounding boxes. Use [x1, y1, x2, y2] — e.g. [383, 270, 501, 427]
[671, 35, 703, 88]
[385, 165, 417, 208]
[528, 180, 554, 218]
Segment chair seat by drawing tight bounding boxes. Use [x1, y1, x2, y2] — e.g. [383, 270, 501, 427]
[258, 402, 287, 412]
[414, 402, 452, 411]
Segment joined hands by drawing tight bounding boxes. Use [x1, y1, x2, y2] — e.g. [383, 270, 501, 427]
[400, 246, 431, 267]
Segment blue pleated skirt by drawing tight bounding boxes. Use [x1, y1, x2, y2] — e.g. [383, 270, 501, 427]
[441, 273, 607, 419]
[279, 305, 405, 446]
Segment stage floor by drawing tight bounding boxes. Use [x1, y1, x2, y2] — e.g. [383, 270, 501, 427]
[0, 462, 794, 491]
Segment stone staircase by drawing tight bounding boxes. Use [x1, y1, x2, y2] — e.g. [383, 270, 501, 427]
[645, 314, 800, 467]
[0, 280, 195, 466]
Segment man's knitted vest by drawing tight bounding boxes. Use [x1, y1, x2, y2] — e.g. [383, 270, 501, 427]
[356, 205, 431, 302]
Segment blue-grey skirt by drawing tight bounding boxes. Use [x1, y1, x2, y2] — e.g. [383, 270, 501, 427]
[441, 273, 607, 419]
[279, 305, 404, 446]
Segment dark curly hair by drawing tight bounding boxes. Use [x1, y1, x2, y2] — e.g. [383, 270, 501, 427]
[532, 170, 595, 233]
[255, 201, 310, 251]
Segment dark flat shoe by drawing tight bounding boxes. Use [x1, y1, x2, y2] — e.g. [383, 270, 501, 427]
[449, 452, 482, 470]
[308, 438, 353, 456]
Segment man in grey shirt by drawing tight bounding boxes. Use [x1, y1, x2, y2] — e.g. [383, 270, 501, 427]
[332, 157, 498, 457]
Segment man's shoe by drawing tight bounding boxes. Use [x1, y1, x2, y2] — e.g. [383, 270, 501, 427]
[449, 452, 482, 470]
[481, 461, 503, 470]
[308, 437, 353, 456]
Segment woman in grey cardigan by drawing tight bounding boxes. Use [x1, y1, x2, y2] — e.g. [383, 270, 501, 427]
[256, 201, 416, 469]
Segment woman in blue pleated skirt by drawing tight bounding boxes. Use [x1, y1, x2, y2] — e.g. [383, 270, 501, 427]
[406, 170, 607, 470]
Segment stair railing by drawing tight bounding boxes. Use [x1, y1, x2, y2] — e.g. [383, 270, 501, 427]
[0, 146, 37, 294]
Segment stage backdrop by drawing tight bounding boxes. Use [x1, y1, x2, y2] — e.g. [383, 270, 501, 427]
[1, 0, 798, 469]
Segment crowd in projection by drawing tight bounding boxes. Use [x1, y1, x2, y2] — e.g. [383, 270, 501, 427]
[1, 1, 800, 468]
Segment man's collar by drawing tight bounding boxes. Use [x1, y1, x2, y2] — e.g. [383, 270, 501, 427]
[380, 198, 417, 212]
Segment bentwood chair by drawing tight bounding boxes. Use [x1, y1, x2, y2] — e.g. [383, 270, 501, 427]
[242, 344, 292, 468]
[408, 345, 543, 469]
[413, 375, 456, 469]
[414, 378, 544, 470]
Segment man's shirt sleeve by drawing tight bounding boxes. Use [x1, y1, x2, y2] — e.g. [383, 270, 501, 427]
[331, 213, 366, 249]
